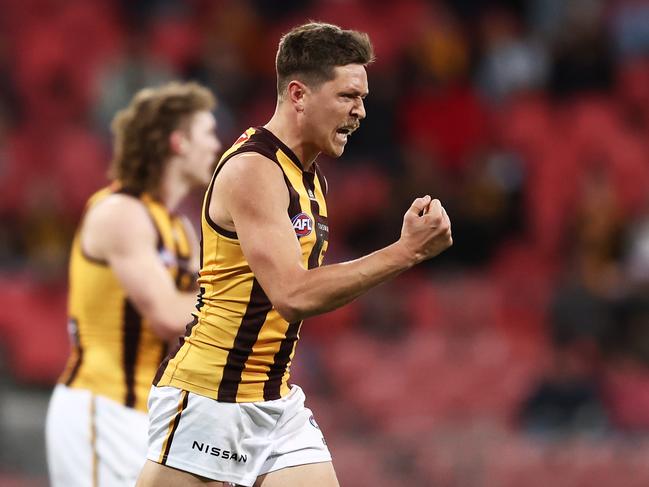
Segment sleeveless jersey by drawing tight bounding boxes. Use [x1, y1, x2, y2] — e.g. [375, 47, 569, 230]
[58, 184, 196, 412]
[154, 126, 329, 402]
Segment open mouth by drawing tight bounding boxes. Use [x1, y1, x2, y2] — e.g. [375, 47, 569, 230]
[336, 123, 359, 136]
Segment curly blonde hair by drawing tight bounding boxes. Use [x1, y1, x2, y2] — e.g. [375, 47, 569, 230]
[109, 81, 216, 197]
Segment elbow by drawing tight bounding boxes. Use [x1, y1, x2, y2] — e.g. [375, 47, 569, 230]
[265, 273, 313, 322]
[272, 291, 324, 323]
[273, 300, 306, 323]
[271, 288, 315, 322]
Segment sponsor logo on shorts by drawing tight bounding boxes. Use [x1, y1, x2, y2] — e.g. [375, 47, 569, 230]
[292, 212, 313, 238]
[191, 441, 248, 463]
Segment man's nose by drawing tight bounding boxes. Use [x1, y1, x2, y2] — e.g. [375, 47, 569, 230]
[351, 99, 366, 120]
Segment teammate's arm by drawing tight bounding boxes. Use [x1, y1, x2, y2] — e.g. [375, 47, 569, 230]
[82, 195, 197, 341]
[211, 153, 452, 323]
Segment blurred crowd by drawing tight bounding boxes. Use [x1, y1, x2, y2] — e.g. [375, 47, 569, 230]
[4, 0, 649, 484]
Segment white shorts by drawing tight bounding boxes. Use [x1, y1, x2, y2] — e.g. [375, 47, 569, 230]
[146, 384, 332, 486]
[46, 384, 148, 487]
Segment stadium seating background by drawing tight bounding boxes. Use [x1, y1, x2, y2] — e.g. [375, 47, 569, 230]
[3, 0, 649, 485]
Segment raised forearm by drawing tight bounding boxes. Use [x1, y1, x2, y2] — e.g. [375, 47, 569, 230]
[275, 241, 415, 322]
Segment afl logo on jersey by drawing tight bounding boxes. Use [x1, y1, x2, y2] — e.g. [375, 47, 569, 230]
[292, 212, 313, 238]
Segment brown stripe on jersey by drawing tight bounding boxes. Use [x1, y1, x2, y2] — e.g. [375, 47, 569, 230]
[158, 341, 169, 372]
[263, 172, 325, 399]
[172, 218, 193, 289]
[114, 187, 143, 198]
[217, 278, 273, 402]
[175, 255, 189, 288]
[263, 320, 301, 400]
[167, 216, 181, 288]
[302, 172, 325, 270]
[63, 348, 83, 386]
[314, 163, 328, 196]
[160, 390, 189, 465]
[123, 299, 142, 408]
[257, 126, 304, 170]
[142, 202, 165, 254]
[80, 245, 109, 266]
[283, 174, 302, 216]
[262, 172, 322, 398]
[199, 232, 204, 269]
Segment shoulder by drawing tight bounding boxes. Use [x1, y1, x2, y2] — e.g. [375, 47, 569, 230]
[83, 193, 157, 243]
[211, 152, 290, 219]
[216, 152, 286, 191]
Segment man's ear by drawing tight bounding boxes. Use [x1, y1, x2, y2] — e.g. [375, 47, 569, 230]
[287, 80, 308, 112]
[170, 130, 188, 154]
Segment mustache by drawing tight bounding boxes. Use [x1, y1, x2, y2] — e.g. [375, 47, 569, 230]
[340, 122, 360, 132]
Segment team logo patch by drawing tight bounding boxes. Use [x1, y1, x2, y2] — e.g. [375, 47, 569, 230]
[292, 212, 313, 237]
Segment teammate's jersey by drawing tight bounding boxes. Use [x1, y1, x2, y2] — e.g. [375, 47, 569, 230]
[154, 126, 329, 402]
[58, 184, 196, 412]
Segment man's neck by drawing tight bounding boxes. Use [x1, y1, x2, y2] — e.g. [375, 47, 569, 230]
[265, 107, 319, 171]
[159, 162, 190, 212]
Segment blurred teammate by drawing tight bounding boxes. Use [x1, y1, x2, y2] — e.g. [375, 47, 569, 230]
[137, 22, 452, 487]
[46, 81, 222, 487]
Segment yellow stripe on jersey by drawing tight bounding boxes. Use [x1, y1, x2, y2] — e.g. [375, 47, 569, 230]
[58, 185, 195, 412]
[155, 127, 329, 402]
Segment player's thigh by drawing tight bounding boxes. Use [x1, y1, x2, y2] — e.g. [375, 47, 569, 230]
[136, 460, 238, 487]
[254, 461, 339, 487]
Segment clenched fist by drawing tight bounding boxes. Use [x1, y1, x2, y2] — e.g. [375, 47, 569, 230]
[399, 195, 453, 264]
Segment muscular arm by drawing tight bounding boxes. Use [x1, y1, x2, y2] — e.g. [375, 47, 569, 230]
[211, 153, 452, 323]
[82, 195, 197, 341]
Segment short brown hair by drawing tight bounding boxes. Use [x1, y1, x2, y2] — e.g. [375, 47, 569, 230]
[109, 81, 216, 197]
[276, 22, 374, 97]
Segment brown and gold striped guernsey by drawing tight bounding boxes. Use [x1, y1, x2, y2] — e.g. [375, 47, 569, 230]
[58, 183, 196, 412]
[154, 127, 329, 402]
